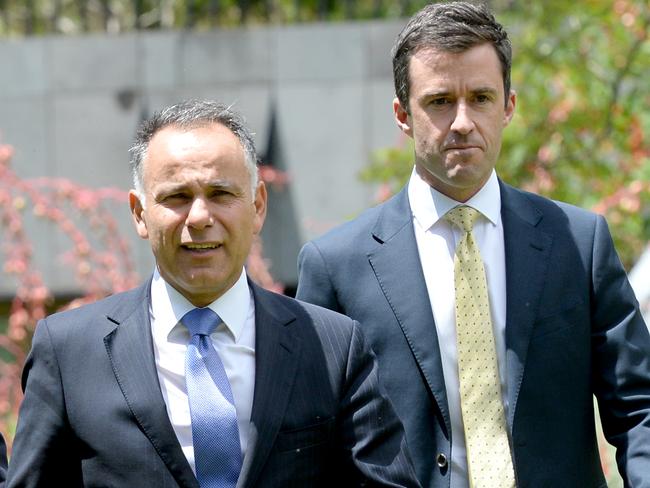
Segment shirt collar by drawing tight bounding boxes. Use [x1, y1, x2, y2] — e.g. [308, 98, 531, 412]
[408, 167, 501, 230]
[150, 267, 251, 343]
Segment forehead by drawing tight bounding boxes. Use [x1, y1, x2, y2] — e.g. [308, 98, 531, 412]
[143, 123, 246, 179]
[408, 43, 503, 93]
[148, 123, 242, 160]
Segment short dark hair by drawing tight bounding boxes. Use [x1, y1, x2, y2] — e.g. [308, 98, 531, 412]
[392, 1, 512, 111]
[129, 99, 258, 200]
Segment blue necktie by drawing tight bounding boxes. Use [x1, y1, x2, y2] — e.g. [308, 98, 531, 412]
[182, 307, 242, 488]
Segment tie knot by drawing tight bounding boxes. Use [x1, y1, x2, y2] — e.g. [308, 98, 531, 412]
[445, 205, 481, 233]
[182, 307, 221, 337]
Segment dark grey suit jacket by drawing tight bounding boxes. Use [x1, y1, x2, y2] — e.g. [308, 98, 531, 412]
[297, 181, 650, 488]
[7, 279, 419, 488]
[0, 434, 6, 488]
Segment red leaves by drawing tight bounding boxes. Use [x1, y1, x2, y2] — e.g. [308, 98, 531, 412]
[0, 143, 140, 439]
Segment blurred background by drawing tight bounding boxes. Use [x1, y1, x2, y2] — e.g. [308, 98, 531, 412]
[1, 1, 648, 484]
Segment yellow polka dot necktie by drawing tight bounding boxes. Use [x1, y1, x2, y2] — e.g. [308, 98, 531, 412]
[445, 206, 516, 488]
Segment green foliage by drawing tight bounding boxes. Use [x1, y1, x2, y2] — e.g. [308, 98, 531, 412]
[362, 0, 650, 269]
[0, 0, 431, 35]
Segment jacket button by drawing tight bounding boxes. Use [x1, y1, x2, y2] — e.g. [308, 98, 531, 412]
[436, 453, 448, 468]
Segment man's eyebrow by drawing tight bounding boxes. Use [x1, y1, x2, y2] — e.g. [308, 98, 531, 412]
[155, 182, 187, 194]
[206, 180, 239, 191]
[422, 90, 453, 98]
[164, 179, 234, 189]
[472, 87, 498, 95]
[421, 87, 499, 98]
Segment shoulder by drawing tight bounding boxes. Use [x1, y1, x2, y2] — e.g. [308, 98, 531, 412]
[253, 284, 358, 337]
[500, 181, 601, 232]
[256, 284, 354, 324]
[307, 188, 408, 253]
[38, 282, 149, 336]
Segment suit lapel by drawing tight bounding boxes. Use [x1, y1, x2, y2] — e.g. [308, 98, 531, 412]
[238, 282, 300, 488]
[103, 280, 199, 488]
[367, 188, 451, 434]
[500, 182, 552, 428]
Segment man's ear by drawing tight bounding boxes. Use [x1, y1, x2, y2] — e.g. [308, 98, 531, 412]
[393, 97, 413, 137]
[252, 181, 267, 235]
[129, 190, 149, 240]
[504, 89, 516, 127]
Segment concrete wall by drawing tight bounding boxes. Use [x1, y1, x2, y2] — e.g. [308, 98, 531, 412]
[0, 20, 407, 294]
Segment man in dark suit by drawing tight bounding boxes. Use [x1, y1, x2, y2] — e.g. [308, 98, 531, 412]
[6, 100, 419, 487]
[0, 434, 6, 487]
[297, 3, 650, 488]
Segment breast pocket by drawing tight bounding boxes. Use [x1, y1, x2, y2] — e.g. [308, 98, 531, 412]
[276, 417, 335, 452]
[531, 299, 587, 340]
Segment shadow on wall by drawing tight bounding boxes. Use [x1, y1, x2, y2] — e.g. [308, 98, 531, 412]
[258, 101, 302, 295]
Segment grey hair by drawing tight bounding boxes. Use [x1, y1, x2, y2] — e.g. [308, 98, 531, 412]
[392, 1, 512, 112]
[129, 99, 259, 202]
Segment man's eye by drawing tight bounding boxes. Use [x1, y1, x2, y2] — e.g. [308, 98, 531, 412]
[162, 193, 188, 203]
[431, 98, 450, 106]
[475, 94, 491, 103]
[210, 190, 234, 199]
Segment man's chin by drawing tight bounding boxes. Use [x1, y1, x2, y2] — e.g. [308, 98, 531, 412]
[164, 272, 230, 304]
[178, 285, 225, 307]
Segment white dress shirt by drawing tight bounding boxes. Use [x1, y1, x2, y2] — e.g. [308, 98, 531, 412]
[150, 268, 256, 474]
[408, 168, 508, 488]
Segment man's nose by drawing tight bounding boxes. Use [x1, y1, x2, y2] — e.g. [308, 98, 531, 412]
[449, 101, 475, 134]
[186, 197, 213, 228]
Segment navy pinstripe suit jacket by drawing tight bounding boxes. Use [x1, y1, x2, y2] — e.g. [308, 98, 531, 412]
[7, 278, 420, 488]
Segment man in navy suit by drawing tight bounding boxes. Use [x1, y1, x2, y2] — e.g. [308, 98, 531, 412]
[6, 100, 419, 487]
[0, 434, 5, 487]
[297, 3, 650, 487]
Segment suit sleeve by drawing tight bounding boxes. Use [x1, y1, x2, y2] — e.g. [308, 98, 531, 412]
[337, 321, 420, 488]
[296, 241, 341, 312]
[0, 433, 6, 488]
[590, 215, 650, 487]
[6, 319, 83, 488]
